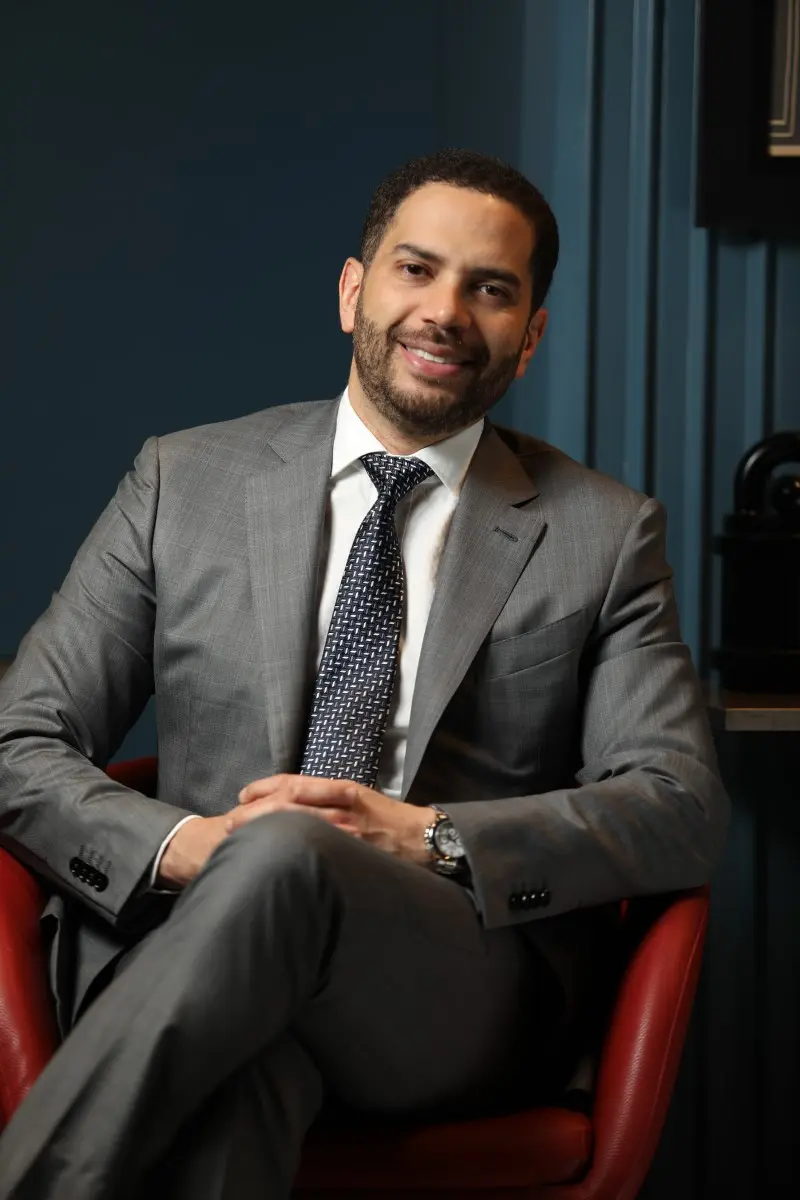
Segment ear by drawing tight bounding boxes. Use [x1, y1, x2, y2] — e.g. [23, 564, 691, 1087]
[514, 308, 548, 380]
[339, 258, 365, 333]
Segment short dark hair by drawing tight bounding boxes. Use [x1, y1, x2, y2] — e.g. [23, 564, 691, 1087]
[359, 148, 559, 314]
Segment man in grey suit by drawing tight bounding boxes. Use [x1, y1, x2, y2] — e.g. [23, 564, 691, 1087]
[0, 149, 728, 1199]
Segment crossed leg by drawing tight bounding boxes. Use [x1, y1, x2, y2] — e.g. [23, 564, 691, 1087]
[0, 810, 563, 1200]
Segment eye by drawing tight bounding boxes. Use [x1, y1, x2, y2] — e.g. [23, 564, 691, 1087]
[399, 262, 429, 278]
[477, 283, 509, 300]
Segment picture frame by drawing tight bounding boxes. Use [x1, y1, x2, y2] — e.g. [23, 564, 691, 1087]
[696, 0, 800, 230]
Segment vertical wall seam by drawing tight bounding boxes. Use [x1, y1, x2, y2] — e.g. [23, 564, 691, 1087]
[624, 0, 662, 493]
[679, 0, 713, 670]
[534, 0, 598, 462]
[644, 0, 665, 497]
[743, 242, 772, 451]
[763, 241, 777, 435]
[699, 231, 718, 677]
[681, 227, 710, 663]
[584, 0, 604, 471]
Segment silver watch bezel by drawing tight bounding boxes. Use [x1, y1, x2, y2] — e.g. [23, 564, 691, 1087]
[423, 806, 466, 876]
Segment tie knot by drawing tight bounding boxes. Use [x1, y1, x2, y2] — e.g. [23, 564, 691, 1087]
[360, 452, 434, 508]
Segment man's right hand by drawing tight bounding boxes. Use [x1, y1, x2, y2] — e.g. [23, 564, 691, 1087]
[157, 815, 231, 889]
[157, 775, 364, 889]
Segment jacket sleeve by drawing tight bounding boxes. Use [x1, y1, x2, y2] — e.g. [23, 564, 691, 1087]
[0, 437, 195, 926]
[448, 498, 730, 930]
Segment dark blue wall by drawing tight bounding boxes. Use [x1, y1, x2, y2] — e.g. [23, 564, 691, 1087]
[2, 0, 445, 653]
[2, 0, 534, 760]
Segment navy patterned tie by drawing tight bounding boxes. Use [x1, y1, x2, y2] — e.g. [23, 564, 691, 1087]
[300, 452, 434, 787]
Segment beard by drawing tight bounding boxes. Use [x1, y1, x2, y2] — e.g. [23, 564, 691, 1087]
[351, 296, 526, 441]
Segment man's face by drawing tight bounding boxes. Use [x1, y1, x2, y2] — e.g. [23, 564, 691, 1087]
[339, 183, 546, 442]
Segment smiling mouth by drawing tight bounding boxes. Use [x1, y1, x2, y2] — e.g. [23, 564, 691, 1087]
[396, 341, 480, 382]
[400, 343, 471, 365]
[396, 344, 474, 382]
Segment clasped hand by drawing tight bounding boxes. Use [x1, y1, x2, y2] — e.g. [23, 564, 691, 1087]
[157, 774, 434, 889]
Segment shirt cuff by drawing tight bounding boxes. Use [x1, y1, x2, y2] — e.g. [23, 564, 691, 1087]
[148, 814, 202, 892]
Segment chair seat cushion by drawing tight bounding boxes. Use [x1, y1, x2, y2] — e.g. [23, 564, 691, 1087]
[295, 1105, 592, 1191]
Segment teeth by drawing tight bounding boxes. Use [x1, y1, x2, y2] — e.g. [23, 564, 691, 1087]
[409, 346, 459, 365]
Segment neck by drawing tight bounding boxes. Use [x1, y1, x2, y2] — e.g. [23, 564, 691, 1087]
[346, 368, 451, 455]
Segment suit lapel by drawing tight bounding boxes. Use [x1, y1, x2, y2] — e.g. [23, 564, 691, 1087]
[246, 401, 338, 773]
[402, 424, 545, 798]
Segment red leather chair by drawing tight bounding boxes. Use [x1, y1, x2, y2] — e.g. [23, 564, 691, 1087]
[0, 757, 709, 1199]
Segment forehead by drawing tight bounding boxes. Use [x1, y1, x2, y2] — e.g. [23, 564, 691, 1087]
[380, 183, 535, 270]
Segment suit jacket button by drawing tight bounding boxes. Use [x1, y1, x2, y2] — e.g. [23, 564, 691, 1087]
[69, 858, 81, 877]
[540, 889, 551, 907]
[508, 894, 521, 911]
[94, 876, 108, 892]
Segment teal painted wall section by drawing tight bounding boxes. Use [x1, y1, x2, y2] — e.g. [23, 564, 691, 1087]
[487, 5, 800, 1197]
[502, 0, 800, 671]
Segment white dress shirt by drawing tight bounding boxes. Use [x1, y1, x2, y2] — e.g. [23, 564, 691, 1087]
[148, 389, 484, 887]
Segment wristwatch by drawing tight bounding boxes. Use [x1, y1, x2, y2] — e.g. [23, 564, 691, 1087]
[423, 806, 468, 877]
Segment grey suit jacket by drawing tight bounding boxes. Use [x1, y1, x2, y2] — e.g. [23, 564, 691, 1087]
[0, 397, 729, 1035]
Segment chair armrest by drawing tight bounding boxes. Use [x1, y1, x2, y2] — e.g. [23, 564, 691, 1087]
[548, 885, 709, 1200]
[0, 847, 60, 1132]
[0, 757, 158, 1133]
[105, 755, 158, 796]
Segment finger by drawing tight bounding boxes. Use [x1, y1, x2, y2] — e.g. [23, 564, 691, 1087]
[291, 782, 360, 808]
[237, 775, 286, 804]
[227, 796, 296, 829]
[226, 807, 361, 835]
[226, 799, 358, 833]
[238, 774, 359, 807]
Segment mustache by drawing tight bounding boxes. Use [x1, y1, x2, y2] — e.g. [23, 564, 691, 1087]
[388, 325, 488, 366]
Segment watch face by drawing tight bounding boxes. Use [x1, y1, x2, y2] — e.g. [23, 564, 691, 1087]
[433, 819, 465, 858]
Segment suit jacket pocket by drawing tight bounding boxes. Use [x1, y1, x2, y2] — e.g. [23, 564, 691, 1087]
[480, 606, 590, 680]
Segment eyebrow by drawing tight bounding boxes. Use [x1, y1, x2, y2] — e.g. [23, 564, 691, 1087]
[391, 242, 523, 291]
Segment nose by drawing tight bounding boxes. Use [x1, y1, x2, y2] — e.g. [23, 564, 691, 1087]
[420, 275, 471, 333]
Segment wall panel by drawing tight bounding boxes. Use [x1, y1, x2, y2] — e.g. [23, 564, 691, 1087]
[503, 4, 800, 1196]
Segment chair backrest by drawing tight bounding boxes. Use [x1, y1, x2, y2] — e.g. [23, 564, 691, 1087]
[106, 755, 158, 796]
[547, 886, 709, 1200]
[0, 756, 158, 1132]
[0, 848, 60, 1131]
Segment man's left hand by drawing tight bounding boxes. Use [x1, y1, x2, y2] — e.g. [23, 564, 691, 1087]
[229, 774, 435, 867]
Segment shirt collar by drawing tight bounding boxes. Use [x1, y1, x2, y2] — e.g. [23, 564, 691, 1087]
[331, 387, 484, 496]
